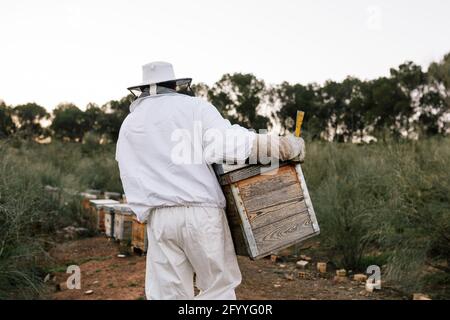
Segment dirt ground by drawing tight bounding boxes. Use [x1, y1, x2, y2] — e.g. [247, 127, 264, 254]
[45, 236, 405, 300]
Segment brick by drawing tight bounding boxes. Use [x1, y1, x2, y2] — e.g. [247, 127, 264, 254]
[317, 262, 327, 273]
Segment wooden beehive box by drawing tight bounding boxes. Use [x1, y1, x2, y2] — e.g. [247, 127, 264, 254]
[131, 217, 148, 253]
[214, 161, 320, 260]
[89, 199, 120, 232]
[80, 192, 97, 211]
[103, 204, 116, 238]
[113, 204, 134, 242]
[86, 189, 102, 197]
[104, 191, 122, 201]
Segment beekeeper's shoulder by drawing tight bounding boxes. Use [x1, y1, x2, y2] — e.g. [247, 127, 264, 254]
[176, 94, 214, 112]
[176, 94, 207, 105]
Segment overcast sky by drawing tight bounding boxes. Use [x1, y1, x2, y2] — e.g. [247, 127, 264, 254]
[0, 0, 449, 110]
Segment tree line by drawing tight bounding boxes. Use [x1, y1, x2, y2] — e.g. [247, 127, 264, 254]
[0, 96, 133, 143]
[1, 53, 449, 143]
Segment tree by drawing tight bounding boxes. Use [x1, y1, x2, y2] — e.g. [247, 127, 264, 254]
[0, 101, 16, 138]
[98, 95, 134, 142]
[320, 80, 349, 142]
[83, 103, 104, 135]
[50, 103, 86, 142]
[365, 76, 409, 140]
[13, 103, 49, 139]
[390, 62, 426, 135]
[340, 78, 372, 142]
[428, 53, 450, 91]
[276, 82, 324, 139]
[191, 83, 210, 100]
[424, 53, 450, 135]
[418, 90, 446, 136]
[208, 73, 270, 130]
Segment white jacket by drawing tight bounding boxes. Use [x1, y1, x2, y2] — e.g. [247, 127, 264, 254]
[115, 92, 255, 222]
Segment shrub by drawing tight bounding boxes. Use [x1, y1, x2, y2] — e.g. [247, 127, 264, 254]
[304, 138, 450, 295]
[0, 140, 115, 298]
[305, 142, 393, 270]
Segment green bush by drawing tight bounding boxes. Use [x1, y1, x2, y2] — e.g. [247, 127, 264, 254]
[0, 139, 121, 298]
[81, 131, 102, 155]
[304, 143, 392, 270]
[0, 142, 82, 298]
[380, 139, 450, 294]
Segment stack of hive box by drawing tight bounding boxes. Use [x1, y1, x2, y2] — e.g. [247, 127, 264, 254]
[89, 199, 120, 232]
[82, 191, 148, 254]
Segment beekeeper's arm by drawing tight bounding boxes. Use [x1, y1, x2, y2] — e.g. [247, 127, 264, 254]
[200, 101, 305, 163]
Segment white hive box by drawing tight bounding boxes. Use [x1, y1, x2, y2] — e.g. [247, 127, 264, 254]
[103, 204, 117, 238]
[113, 204, 134, 242]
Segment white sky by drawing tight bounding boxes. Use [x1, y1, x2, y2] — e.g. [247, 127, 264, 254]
[0, 0, 449, 110]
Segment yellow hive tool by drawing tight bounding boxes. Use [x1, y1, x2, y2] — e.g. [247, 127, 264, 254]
[295, 111, 305, 137]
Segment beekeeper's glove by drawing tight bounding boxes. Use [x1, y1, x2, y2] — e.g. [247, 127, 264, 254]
[249, 134, 305, 163]
[280, 134, 305, 162]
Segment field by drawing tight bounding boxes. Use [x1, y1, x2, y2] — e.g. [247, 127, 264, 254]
[0, 137, 449, 299]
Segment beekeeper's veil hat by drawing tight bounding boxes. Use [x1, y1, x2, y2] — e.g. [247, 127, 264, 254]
[127, 61, 191, 94]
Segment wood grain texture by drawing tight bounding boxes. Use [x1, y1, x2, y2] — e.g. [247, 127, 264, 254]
[220, 163, 320, 259]
[114, 213, 133, 241]
[295, 164, 320, 233]
[237, 165, 305, 229]
[239, 180, 302, 213]
[97, 208, 106, 232]
[253, 212, 315, 255]
[223, 185, 250, 256]
[218, 163, 291, 185]
[249, 200, 308, 230]
[131, 218, 148, 252]
[213, 163, 249, 175]
[237, 165, 301, 198]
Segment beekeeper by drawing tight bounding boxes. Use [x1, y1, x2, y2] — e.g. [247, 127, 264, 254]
[116, 61, 305, 300]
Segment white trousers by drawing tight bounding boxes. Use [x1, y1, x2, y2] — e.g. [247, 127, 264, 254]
[145, 206, 242, 300]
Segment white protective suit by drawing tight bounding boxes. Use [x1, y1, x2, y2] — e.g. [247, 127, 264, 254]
[116, 91, 254, 300]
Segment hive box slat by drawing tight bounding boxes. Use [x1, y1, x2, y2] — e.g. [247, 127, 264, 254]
[215, 161, 319, 260]
[222, 186, 249, 256]
[131, 217, 148, 253]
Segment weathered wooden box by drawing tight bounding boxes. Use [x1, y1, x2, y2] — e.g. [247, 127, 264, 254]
[113, 204, 134, 242]
[80, 192, 97, 211]
[89, 199, 120, 232]
[214, 161, 320, 260]
[131, 217, 148, 253]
